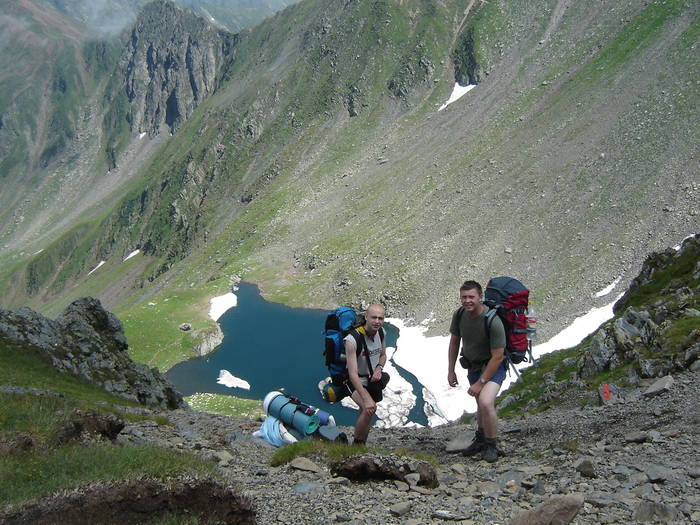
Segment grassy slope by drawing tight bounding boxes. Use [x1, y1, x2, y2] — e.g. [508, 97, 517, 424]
[0, 343, 221, 506]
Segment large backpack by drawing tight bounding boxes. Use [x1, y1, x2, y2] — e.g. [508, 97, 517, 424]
[483, 276, 534, 374]
[323, 306, 384, 379]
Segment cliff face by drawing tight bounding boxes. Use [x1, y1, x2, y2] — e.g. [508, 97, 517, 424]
[0, 297, 183, 409]
[121, 0, 237, 136]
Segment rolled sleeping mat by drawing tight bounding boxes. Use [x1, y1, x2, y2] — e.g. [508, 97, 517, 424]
[312, 408, 335, 426]
[263, 391, 320, 435]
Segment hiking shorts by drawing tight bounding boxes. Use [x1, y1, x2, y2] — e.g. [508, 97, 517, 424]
[467, 363, 507, 386]
[343, 372, 390, 402]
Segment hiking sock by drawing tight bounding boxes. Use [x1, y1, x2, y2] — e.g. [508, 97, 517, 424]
[482, 437, 498, 463]
[462, 428, 485, 457]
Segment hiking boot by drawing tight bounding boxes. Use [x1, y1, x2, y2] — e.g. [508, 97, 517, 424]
[461, 428, 485, 457]
[482, 437, 499, 463]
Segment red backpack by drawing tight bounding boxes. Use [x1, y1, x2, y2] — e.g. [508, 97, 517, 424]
[483, 276, 535, 372]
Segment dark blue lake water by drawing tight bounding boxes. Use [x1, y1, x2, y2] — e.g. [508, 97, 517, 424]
[166, 282, 428, 427]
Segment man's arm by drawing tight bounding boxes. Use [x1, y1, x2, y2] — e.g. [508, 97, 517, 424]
[447, 334, 460, 387]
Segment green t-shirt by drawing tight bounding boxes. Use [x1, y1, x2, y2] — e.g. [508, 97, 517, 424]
[449, 305, 506, 364]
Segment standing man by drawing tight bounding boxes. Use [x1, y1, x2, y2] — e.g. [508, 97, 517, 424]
[344, 303, 389, 445]
[447, 281, 506, 462]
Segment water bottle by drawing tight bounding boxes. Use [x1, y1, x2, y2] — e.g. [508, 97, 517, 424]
[526, 305, 538, 341]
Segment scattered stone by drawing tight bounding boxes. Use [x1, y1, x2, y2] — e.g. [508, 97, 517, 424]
[632, 501, 680, 522]
[507, 494, 584, 525]
[432, 510, 468, 521]
[625, 431, 649, 444]
[389, 502, 411, 516]
[574, 458, 596, 478]
[643, 375, 674, 397]
[290, 457, 323, 473]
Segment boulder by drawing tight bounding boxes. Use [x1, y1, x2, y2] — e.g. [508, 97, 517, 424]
[330, 454, 438, 488]
[507, 494, 584, 525]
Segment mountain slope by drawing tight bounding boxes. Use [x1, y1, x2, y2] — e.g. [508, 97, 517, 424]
[0, 0, 698, 347]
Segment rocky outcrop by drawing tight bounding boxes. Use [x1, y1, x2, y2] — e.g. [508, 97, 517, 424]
[578, 234, 699, 379]
[123, 0, 237, 136]
[0, 297, 183, 409]
[497, 234, 699, 414]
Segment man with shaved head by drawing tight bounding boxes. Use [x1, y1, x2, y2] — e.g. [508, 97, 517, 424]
[343, 303, 389, 445]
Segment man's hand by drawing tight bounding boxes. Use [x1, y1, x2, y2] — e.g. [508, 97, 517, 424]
[363, 394, 376, 415]
[370, 367, 383, 382]
[448, 371, 458, 387]
[467, 381, 484, 397]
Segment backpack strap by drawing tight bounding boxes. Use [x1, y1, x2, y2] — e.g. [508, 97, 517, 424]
[350, 326, 382, 377]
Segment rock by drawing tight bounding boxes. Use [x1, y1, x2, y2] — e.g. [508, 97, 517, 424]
[212, 450, 234, 466]
[55, 410, 125, 444]
[643, 375, 674, 397]
[289, 457, 323, 473]
[644, 464, 672, 483]
[0, 298, 183, 410]
[624, 431, 649, 444]
[598, 383, 618, 404]
[292, 481, 324, 495]
[445, 432, 476, 453]
[178, 323, 192, 331]
[574, 458, 596, 478]
[432, 510, 468, 521]
[507, 494, 584, 525]
[632, 501, 680, 522]
[389, 502, 411, 516]
[330, 454, 438, 488]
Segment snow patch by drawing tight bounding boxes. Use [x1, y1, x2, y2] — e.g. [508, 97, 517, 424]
[217, 369, 251, 390]
[594, 277, 621, 298]
[209, 291, 238, 321]
[438, 83, 476, 111]
[123, 249, 140, 262]
[139, 132, 146, 139]
[87, 260, 106, 276]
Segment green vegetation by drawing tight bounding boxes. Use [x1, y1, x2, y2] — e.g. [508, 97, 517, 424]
[0, 443, 217, 505]
[0, 342, 220, 507]
[623, 245, 700, 310]
[269, 438, 438, 468]
[497, 346, 579, 418]
[185, 393, 265, 419]
[121, 288, 218, 371]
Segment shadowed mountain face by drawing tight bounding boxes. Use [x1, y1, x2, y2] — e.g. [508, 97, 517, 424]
[0, 0, 697, 337]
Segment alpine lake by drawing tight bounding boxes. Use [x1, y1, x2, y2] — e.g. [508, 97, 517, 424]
[166, 282, 429, 427]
